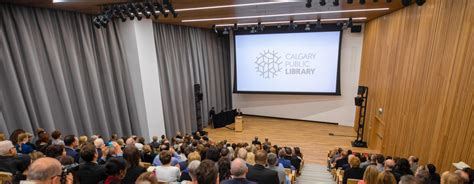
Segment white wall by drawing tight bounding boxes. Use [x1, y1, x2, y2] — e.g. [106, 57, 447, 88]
[118, 20, 166, 140]
[231, 27, 364, 126]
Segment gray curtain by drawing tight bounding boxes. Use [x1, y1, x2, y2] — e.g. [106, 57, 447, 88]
[153, 24, 232, 136]
[0, 4, 141, 138]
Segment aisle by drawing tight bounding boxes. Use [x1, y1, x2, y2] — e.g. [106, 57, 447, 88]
[297, 164, 335, 184]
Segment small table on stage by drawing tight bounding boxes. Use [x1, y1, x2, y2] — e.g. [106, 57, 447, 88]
[234, 116, 243, 132]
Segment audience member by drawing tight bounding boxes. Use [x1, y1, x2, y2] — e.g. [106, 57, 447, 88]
[0, 133, 5, 141]
[246, 152, 256, 165]
[222, 158, 256, 184]
[395, 158, 414, 178]
[206, 146, 220, 162]
[122, 146, 146, 183]
[408, 156, 419, 174]
[457, 168, 473, 184]
[57, 155, 74, 166]
[150, 136, 160, 149]
[51, 130, 64, 146]
[385, 159, 401, 182]
[104, 157, 127, 184]
[278, 149, 293, 169]
[76, 143, 108, 183]
[78, 136, 88, 149]
[12, 154, 31, 183]
[16, 133, 34, 154]
[180, 152, 201, 181]
[218, 157, 232, 181]
[44, 144, 65, 159]
[237, 148, 248, 161]
[35, 131, 50, 153]
[267, 153, 286, 184]
[377, 171, 397, 184]
[195, 159, 219, 184]
[375, 154, 385, 172]
[427, 164, 441, 184]
[141, 144, 156, 163]
[0, 140, 21, 174]
[343, 156, 365, 184]
[10, 129, 26, 146]
[246, 150, 279, 184]
[181, 160, 201, 183]
[358, 165, 379, 184]
[415, 165, 430, 184]
[441, 171, 463, 184]
[25, 157, 73, 184]
[136, 172, 163, 184]
[64, 135, 79, 163]
[154, 150, 180, 182]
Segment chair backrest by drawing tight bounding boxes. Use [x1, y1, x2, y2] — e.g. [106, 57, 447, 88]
[347, 178, 361, 184]
[0, 171, 13, 184]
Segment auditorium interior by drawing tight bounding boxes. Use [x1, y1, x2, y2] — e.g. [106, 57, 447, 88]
[0, 0, 473, 184]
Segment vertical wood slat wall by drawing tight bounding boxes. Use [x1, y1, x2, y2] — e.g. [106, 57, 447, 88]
[359, 0, 474, 172]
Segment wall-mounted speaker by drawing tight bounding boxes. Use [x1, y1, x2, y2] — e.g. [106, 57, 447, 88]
[351, 25, 362, 33]
[355, 97, 364, 106]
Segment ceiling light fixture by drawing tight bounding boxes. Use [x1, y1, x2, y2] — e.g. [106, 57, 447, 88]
[306, 0, 312, 8]
[182, 8, 389, 22]
[175, 2, 286, 12]
[319, 0, 326, 6]
[333, 0, 340, 6]
[214, 17, 367, 27]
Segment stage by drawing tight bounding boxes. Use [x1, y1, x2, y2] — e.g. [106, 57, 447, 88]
[205, 115, 377, 165]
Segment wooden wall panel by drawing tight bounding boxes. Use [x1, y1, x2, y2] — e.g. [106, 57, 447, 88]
[360, 0, 474, 172]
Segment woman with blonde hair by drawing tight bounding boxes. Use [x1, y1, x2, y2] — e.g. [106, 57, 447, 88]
[441, 171, 463, 184]
[246, 152, 256, 165]
[358, 165, 379, 184]
[377, 171, 397, 184]
[78, 136, 88, 148]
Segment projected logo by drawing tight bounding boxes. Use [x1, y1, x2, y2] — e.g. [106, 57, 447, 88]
[255, 50, 283, 79]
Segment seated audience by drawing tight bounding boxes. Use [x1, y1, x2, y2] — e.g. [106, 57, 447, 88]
[385, 159, 401, 182]
[441, 171, 463, 184]
[343, 156, 365, 184]
[180, 160, 201, 183]
[335, 151, 349, 169]
[358, 165, 379, 184]
[122, 145, 146, 183]
[427, 164, 441, 184]
[206, 146, 220, 162]
[218, 157, 232, 181]
[377, 171, 397, 184]
[415, 165, 430, 184]
[180, 152, 201, 181]
[64, 135, 79, 163]
[78, 136, 88, 150]
[44, 144, 65, 159]
[457, 168, 473, 184]
[267, 153, 286, 184]
[136, 172, 163, 184]
[152, 144, 179, 166]
[154, 150, 180, 182]
[287, 147, 301, 172]
[51, 130, 64, 146]
[395, 158, 414, 178]
[76, 143, 107, 183]
[246, 150, 279, 184]
[141, 144, 156, 164]
[150, 136, 160, 149]
[375, 154, 385, 172]
[195, 159, 219, 184]
[246, 152, 256, 165]
[222, 158, 256, 184]
[12, 154, 31, 183]
[24, 157, 73, 184]
[35, 131, 50, 153]
[10, 129, 26, 146]
[278, 149, 293, 169]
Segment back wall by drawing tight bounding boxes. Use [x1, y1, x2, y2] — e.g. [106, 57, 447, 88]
[231, 28, 364, 126]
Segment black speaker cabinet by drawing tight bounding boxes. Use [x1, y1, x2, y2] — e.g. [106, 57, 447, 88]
[351, 25, 362, 33]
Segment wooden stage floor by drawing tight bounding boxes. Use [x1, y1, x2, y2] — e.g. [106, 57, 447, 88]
[205, 116, 378, 165]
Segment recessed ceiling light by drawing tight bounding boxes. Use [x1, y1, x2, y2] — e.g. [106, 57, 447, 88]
[175, 2, 287, 12]
[182, 8, 388, 22]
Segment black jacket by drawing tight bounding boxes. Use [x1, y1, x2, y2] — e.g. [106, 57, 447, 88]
[335, 157, 349, 169]
[122, 165, 146, 184]
[221, 178, 257, 184]
[246, 164, 279, 184]
[0, 156, 22, 175]
[343, 167, 365, 184]
[75, 162, 107, 184]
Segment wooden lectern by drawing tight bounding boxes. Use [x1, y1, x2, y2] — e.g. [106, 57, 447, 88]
[235, 116, 243, 132]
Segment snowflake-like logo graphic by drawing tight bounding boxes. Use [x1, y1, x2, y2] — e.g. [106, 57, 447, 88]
[255, 50, 283, 79]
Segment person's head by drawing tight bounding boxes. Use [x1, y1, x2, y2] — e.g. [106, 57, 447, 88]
[105, 157, 127, 179]
[79, 136, 88, 146]
[377, 171, 397, 184]
[51, 130, 61, 140]
[350, 156, 361, 168]
[142, 144, 152, 154]
[441, 171, 463, 184]
[220, 148, 230, 158]
[267, 153, 279, 167]
[123, 145, 141, 167]
[237, 148, 247, 160]
[125, 137, 135, 146]
[0, 133, 5, 141]
[408, 156, 419, 165]
[396, 158, 411, 172]
[18, 133, 29, 144]
[363, 165, 379, 184]
[10, 129, 26, 145]
[117, 139, 125, 147]
[152, 136, 158, 142]
[136, 172, 159, 184]
[254, 150, 268, 166]
[188, 160, 201, 181]
[63, 135, 77, 147]
[159, 150, 172, 165]
[110, 134, 118, 141]
[80, 143, 98, 162]
[415, 165, 430, 183]
[459, 168, 473, 184]
[231, 158, 248, 178]
[0, 140, 17, 156]
[246, 152, 255, 165]
[38, 132, 50, 143]
[58, 155, 74, 166]
[45, 145, 65, 158]
[217, 157, 231, 181]
[196, 159, 218, 184]
[29, 152, 45, 162]
[376, 154, 385, 164]
[188, 151, 202, 164]
[206, 147, 220, 162]
[399, 175, 419, 184]
[427, 164, 437, 175]
[384, 159, 396, 171]
[94, 138, 104, 148]
[26, 157, 62, 183]
[341, 150, 348, 158]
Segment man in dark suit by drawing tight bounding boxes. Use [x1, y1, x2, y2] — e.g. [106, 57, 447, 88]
[222, 158, 256, 184]
[75, 143, 108, 183]
[64, 135, 79, 163]
[335, 151, 349, 169]
[0, 140, 22, 174]
[246, 150, 279, 184]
